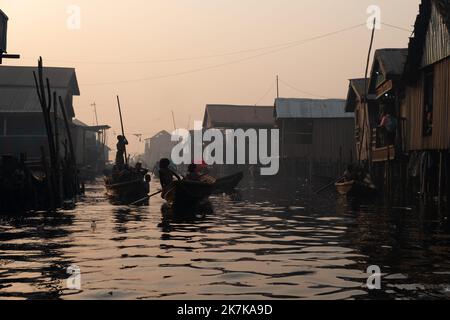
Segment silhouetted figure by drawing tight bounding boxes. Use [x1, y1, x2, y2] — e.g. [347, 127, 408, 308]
[159, 158, 181, 189]
[378, 112, 397, 146]
[134, 162, 148, 175]
[186, 164, 201, 181]
[159, 158, 181, 201]
[343, 164, 357, 182]
[144, 174, 151, 194]
[115, 135, 128, 168]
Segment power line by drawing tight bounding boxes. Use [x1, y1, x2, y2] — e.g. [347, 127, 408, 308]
[254, 81, 276, 106]
[20, 22, 411, 66]
[19, 37, 318, 65]
[278, 78, 332, 99]
[381, 22, 413, 33]
[83, 23, 366, 86]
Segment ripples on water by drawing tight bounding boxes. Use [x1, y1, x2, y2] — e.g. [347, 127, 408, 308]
[1, 179, 450, 300]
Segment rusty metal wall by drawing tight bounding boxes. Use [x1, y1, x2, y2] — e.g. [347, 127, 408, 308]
[421, 2, 450, 68]
[405, 57, 450, 150]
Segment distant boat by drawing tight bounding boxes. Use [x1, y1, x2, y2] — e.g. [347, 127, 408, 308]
[105, 171, 149, 205]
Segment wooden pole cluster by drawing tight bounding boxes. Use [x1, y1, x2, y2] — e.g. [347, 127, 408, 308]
[32, 57, 80, 210]
[33, 57, 59, 209]
[59, 95, 80, 197]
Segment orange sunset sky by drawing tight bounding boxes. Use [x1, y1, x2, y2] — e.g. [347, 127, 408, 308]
[1, 0, 420, 155]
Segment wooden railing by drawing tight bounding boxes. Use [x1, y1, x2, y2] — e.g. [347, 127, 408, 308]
[371, 127, 396, 162]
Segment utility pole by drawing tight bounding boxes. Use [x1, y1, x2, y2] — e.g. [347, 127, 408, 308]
[276, 75, 280, 99]
[187, 115, 191, 130]
[171, 110, 177, 131]
[91, 102, 99, 126]
[359, 18, 377, 173]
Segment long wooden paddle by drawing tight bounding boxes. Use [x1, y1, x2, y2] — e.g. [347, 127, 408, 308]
[314, 175, 345, 194]
[130, 190, 162, 206]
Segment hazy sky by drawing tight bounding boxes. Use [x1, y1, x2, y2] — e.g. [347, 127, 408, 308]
[1, 0, 420, 155]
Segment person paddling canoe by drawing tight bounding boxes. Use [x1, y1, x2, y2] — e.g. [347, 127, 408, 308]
[159, 158, 181, 201]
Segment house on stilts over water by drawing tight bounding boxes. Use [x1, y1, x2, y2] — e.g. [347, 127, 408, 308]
[275, 98, 355, 180]
[402, 0, 450, 202]
[366, 48, 409, 196]
[345, 0, 450, 203]
[345, 78, 375, 164]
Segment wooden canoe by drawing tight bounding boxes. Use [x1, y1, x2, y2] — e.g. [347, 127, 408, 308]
[335, 180, 378, 197]
[105, 176, 149, 204]
[163, 179, 213, 213]
[212, 172, 244, 193]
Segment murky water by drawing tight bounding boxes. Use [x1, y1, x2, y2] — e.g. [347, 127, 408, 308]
[1, 179, 450, 300]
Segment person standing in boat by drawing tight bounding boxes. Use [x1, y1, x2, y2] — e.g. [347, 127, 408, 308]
[115, 135, 128, 169]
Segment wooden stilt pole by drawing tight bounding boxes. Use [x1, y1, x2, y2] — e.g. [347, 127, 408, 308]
[53, 91, 63, 205]
[59, 96, 79, 196]
[33, 57, 60, 209]
[41, 146, 55, 210]
[438, 151, 443, 207]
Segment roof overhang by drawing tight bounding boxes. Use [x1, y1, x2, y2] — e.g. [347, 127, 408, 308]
[73, 124, 110, 132]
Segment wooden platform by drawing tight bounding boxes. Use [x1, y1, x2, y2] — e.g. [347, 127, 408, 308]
[372, 145, 396, 162]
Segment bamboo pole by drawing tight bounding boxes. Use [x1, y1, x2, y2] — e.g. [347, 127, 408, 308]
[59, 96, 79, 196]
[438, 151, 443, 207]
[116, 95, 128, 165]
[53, 91, 63, 204]
[41, 146, 55, 210]
[33, 57, 59, 208]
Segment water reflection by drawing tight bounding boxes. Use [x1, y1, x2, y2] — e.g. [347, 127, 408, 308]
[0, 212, 75, 299]
[113, 208, 143, 235]
[0, 179, 450, 300]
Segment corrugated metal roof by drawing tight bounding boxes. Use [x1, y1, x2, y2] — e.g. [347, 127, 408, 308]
[144, 131, 171, 141]
[405, 0, 450, 78]
[151, 130, 171, 140]
[203, 105, 275, 129]
[72, 119, 88, 127]
[0, 65, 80, 93]
[275, 98, 352, 119]
[72, 118, 110, 131]
[345, 79, 367, 113]
[434, 0, 450, 31]
[0, 87, 69, 113]
[349, 78, 368, 98]
[0, 66, 79, 116]
[373, 48, 408, 77]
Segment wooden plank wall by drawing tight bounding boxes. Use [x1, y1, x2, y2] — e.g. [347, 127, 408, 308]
[405, 57, 450, 151]
[282, 118, 355, 163]
[355, 102, 373, 162]
[422, 2, 450, 67]
[312, 118, 355, 163]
